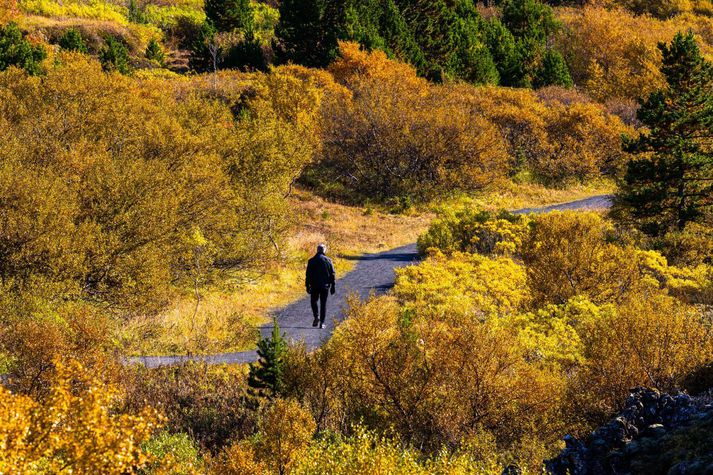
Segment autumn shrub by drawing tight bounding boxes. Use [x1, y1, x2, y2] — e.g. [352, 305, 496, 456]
[314, 42, 509, 203]
[568, 292, 713, 423]
[394, 252, 529, 321]
[122, 363, 255, 452]
[522, 211, 643, 305]
[284, 295, 566, 464]
[0, 55, 318, 318]
[556, 6, 713, 101]
[0, 300, 118, 396]
[417, 207, 530, 256]
[20, 0, 129, 24]
[141, 431, 203, 474]
[657, 222, 713, 267]
[208, 439, 267, 475]
[255, 398, 316, 474]
[606, 0, 713, 19]
[291, 426, 503, 475]
[459, 85, 632, 183]
[0, 358, 161, 474]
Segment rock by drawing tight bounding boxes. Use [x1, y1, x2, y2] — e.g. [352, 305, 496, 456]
[546, 388, 712, 475]
[643, 423, 666, 438]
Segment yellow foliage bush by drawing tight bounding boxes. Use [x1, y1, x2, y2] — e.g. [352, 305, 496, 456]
[256, 399, 316, 475]
[522, 211, 643, 305]
[291, 426, 503, 475]
[571, 292, 713, 420]
[417, 207, 530, 256]
[0, 358, 160, 474]
[557, 6, 713, 101]
[395, 252, 529, 321]
[319, 42, 509, 202]
[288, 295, 566, 464]
[452, 85, 633, 182]
[0, 55, 319, 316]
[19, 0, 129, 24]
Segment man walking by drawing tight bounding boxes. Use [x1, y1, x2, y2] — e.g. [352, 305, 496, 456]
[305, 243, 335, 329]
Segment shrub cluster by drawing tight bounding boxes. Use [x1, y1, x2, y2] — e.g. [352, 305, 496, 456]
[308, 43, 631, 203]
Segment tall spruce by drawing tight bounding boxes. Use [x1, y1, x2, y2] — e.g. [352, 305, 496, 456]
[501, 0, 569, 87]
[274, 0, 338, 67]
[205, 0, 254, 33]
[248, 320, 288, 398]
[614, 31, 713, 236]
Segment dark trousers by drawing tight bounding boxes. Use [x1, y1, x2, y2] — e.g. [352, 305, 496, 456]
[310, 288, 329, 323]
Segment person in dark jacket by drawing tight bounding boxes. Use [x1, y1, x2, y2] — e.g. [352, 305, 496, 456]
[305, 243, 335, 329]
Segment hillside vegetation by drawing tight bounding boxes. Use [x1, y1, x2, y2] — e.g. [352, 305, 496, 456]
[0, 0, 712, 473]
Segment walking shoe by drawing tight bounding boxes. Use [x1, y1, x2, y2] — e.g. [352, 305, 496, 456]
[312, 317, 319, 327]
[319, 322, 325, 329]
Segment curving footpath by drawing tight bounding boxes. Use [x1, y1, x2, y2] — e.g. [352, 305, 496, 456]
[131, 194, 612, 368]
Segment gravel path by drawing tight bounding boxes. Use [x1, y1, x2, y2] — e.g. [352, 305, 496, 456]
[130, 194, 612, 368]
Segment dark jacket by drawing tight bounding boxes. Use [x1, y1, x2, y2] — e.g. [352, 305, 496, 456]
[306, 252, 335, 290]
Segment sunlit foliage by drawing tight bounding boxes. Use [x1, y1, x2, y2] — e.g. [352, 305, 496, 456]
[556, 5, 713, 101]
[395, 251, 529, 320]
[0, 358, 160, 474]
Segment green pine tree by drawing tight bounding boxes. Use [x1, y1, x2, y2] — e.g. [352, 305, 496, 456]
[0, 22, 47, 76]
[145, 38, 165, 65]
[500, 0, 559, 87]
[100, 36, 130, 74]
[189, 21, 219, 72]
[205, 0, 254, 33]
[613, 31, 713, 236]
[482, 17, 520, 86]
[274, 0, 338, 67]
[534, 48, 572, 88]
[247, 319, 288, 398]
[58, 28, 88, 54]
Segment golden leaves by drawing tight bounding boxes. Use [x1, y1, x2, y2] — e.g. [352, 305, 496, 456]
[0, 358, 160, 474]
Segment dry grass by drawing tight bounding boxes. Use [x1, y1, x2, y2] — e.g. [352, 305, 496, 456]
[122, 181, 614, 356]
[460, 178, 616, 212]
[20, 14, 159, 52]
[121, 189, 431, 356]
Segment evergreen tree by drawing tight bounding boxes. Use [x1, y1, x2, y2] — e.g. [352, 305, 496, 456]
[248, 320, 288, 398]
[58, 28, 88, 54]
[482, 18, 520, 86]
[501, 0, 557, 42]
[274, 0, 338, 67]
[534, 48, 572, 88]
[189, 21, 219, 72]
[205, 0, 254, 33]
[223, 31, 268, 71]
[0, 22, 46, 75]
[100, 36, 130, 74]
[500, 0, 561, 87]
[614, 31, 713, 236]
[145, 38, 165, 65]
[377, 0, 426, 71]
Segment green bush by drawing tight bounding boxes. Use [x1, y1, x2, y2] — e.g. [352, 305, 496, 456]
[0, 22, 46, 75]
[58, 28, 88, 54]
[100, 35, 130, 74]
[141, 431, 202, 474]
[145, 38, 165, 65]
